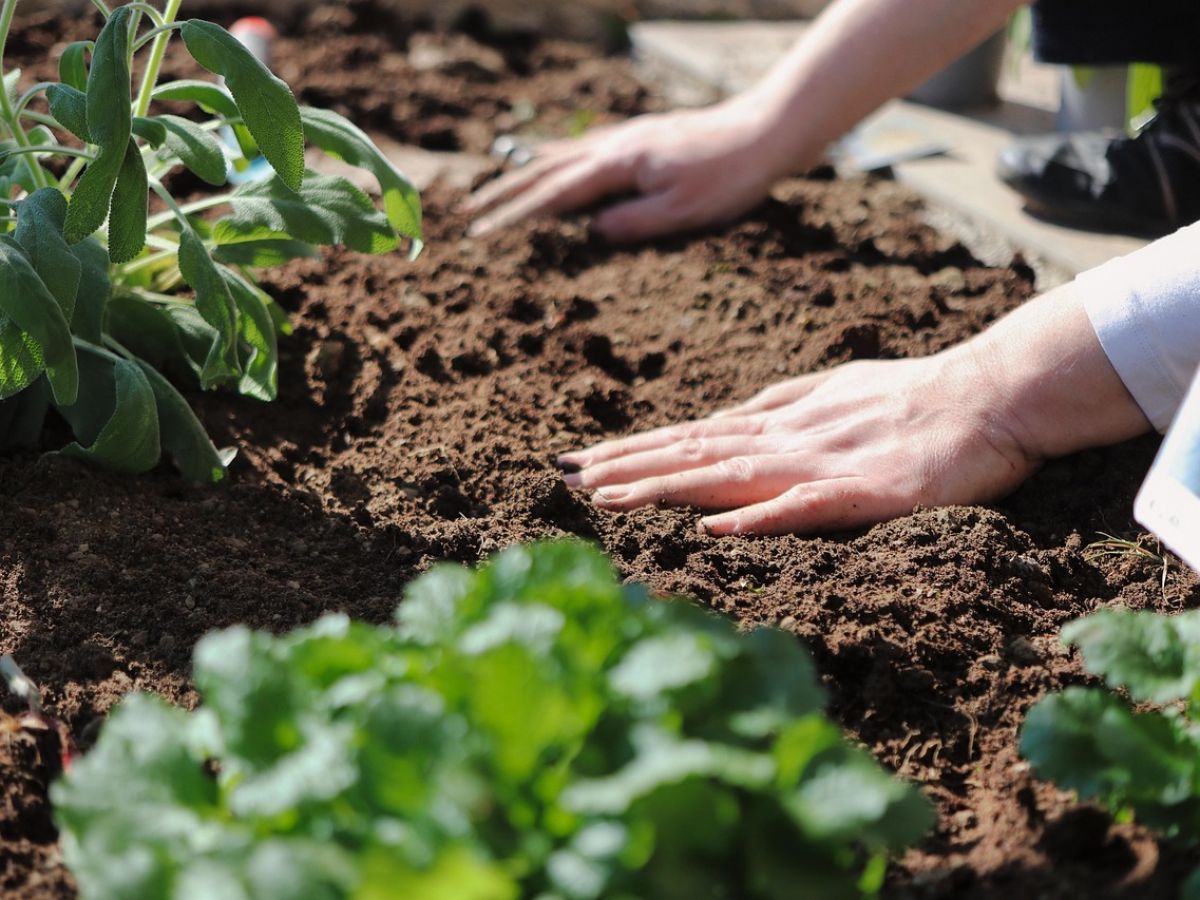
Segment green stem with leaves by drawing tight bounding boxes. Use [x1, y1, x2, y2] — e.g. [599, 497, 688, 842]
[0, 0, 49, 189]
[133, 0, 183, 119]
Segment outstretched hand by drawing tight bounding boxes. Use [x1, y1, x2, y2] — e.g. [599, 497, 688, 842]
[462, 102, 796, 243]
[557, 286, 1152, 536]
[557, 351, 1039, 535]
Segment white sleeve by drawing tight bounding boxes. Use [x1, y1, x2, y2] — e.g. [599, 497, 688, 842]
[1078, 221, 1200, 433]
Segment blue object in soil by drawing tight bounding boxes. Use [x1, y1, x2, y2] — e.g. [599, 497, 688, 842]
[219, 125, 275, 185]
[227, 154, 274, 185]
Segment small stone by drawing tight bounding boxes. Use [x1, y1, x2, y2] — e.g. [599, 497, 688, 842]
[183, 596, 195, 610]
[1006, 636, 1039, 665]
[779, 615, 798, 630]
[287, 580, 301, 590]
[310, 339, 348, 380]
[158, 634, 176, 653]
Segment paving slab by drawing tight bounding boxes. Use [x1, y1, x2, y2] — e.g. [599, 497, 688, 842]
[631, 20, 1148, 281]
[307, 136, 492, 193]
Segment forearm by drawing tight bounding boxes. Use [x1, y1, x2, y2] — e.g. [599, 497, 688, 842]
[962, 283, 1152, 461]
[737, 0, 1027, 176]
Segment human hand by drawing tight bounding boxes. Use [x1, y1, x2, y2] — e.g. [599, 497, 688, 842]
[557, 284, 1152, 536]
[463, 100, 798, 243]
[557, 350, 1039, 536]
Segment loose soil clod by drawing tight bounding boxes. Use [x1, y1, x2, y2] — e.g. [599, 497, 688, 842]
[2, 5, 1198, 898]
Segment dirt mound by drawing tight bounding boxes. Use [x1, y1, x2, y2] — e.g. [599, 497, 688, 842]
[2, 5, 1199, 898]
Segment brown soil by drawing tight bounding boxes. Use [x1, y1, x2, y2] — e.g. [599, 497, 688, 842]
[4, 5, 1200, 899]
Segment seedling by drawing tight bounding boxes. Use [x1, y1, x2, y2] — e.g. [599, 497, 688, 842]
[1022, 608, 1200, 895]
[0, 0, 421, 481]
[54, 541, 934, 899]
[1084, 532, 1173, 600]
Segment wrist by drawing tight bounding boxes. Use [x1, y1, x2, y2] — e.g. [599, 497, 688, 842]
[959, 284, 1151, 463]
[720, 88, 819, 182]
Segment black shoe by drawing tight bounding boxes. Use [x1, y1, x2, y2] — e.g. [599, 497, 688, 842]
[997, 73, 1200, 236]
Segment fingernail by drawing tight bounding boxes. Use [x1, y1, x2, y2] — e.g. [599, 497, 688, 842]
[562, 472, 583, 488]
[555, 454, 584, 472]
[467, 220, 491, 238]
[700, 515, 737, 536]
[594, 487, 629, 505]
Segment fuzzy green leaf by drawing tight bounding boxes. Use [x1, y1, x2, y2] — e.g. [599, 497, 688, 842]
[56, 541, 929, 900]
[300, 106, 423, 248]
[107, 140, 148, 264]
[69, 237, 110, 343]
[1022, 687, 1199, 812]
[0, 376, 51, 448]
[180, 20, 304, 191]
[55, 346, 160, 474]
[134, 359, 233, 483]
[216, 171, 397, 254]
[1062, 609, 1200, 704]
[176, 229, 241, 387]
[59, 41, 91, 91]
[212, 239, 319, 268]
[46, 84, 91, 143]
[135, 114, 227, 186]
[0, 236, 78, 404]
[221, 268, 277, 401]
[63, 6, 133, 244]
[151, 79, 240, 119]
[15, 188, 81, 320]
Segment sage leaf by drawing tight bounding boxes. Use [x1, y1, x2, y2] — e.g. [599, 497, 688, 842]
[212, 239, 318, 268]
[46, 84, 90, 143]
[107, 140, 148, 265]
[0, 376, 51, 448]
[151, 79, 240, 119]
[221, 268, 278, 401]
[216, 171, 397, 254]
[135, 114, 227, 186]
[59, 41, 91, 92]
[0, 236, 78, 404]
[69, 237, 110, 344]
[177, 229, 240, 387]
[181, 20, 304, 191]
[56, 346, 160, 474]
[15, 188, 81, 319]
[106, 293, 200, 383]
[300, 106, 422, 247]
[134, 358, 234, 483]
[64, 6, 133, 244]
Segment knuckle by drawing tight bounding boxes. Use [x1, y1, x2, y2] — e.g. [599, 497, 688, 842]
[676, 437, 706, 462]
[717, 456, 757, 484]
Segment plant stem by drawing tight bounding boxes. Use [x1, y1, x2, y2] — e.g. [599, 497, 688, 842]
[88, 0, 110, 18]
[59, 155, 88, 191]
[0, 0, 49, 189]
[13, 82, 55, 118]
[133, 0, 183, 119]
[117, 246, 176, 275]
[2, 144, 95, 161]
[146, 191, 232, 230]
[75, 336, 126, 364]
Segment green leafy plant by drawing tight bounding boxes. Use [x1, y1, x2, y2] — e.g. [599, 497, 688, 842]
[1022, 608, 1200, 897]
[53, 541, 933, 899]
[0, 0, 421, 481]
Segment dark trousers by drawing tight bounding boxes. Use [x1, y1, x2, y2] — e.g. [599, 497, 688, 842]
[1033, 0, 1200, 66]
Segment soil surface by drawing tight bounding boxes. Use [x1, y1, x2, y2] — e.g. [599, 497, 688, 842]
[4, 5, 1200, 899]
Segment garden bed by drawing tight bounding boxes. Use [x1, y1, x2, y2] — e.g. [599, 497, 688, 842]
[3, 3, 1200, 897]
